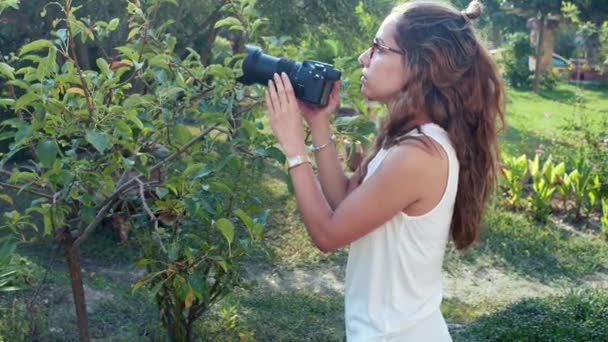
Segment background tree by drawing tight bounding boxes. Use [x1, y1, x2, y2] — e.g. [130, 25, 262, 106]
[564, 0, 608, 67]
[501, 0, 563, 93]
[452, 0, 527, 48]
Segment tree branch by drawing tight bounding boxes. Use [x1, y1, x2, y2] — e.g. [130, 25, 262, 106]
[64, 0, 95, 122]
[72, 123, 219, 248]
[0, 181, 53, 199]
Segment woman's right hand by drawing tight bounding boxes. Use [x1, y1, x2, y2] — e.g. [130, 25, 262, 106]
[298, 81, 340, 129]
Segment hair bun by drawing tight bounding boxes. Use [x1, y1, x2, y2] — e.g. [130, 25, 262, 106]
[463, 0, 483, 20]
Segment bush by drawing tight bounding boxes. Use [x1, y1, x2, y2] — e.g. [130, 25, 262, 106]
[455, 290, 608, 341]
[500, 33, 534, 89]
[540, 70, 561, 91]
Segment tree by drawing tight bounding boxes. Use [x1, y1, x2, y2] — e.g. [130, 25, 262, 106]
[451, 0, 527, 48]
[501, 0, 563, 93]
[0, 0, 273, 340]
[564, 0, 608, 66]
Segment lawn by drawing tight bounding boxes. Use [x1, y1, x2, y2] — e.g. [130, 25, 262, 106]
[1, 81, 607, 340]
[501, 82, 608, 156]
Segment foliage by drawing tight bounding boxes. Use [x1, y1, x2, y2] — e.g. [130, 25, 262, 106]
[601, 197, 608, 239]
[569, 154, 600, 219]
[527, 154, 564, 222]
[499, 32, 533, 88]
[500, 153, 528, 209]
[451, 0, 527, 47]
[0, 299, 30, 340]
[0, 0, 19, 15]
[455, 289, 608, 341]
[0, 0, 282, 339]
[0, 239, 36, 292]
[540, 70, 561, 91]
[499, 149, 605, 224]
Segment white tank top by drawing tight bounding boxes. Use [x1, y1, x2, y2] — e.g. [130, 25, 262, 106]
[344, 123, 459, 341]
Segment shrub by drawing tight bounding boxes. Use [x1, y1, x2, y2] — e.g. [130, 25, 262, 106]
[540, 70, 561, 91]
[500, 33, 534, 89]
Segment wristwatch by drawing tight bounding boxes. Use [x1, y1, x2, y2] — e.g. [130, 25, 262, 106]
[286, 154, 312, 170]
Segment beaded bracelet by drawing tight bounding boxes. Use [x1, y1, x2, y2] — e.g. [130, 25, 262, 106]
[309, 134, 336, 153]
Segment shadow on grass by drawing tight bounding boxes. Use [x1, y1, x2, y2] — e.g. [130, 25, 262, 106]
[499, 124, 551, 157]
[195, 287, 345, 341]
[453, 289, 608, 341]
[459, 207, 608, 284]
[539, 87, 578, 105]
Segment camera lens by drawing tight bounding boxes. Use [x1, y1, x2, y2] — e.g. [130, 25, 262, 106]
[238, 46, 299, 86]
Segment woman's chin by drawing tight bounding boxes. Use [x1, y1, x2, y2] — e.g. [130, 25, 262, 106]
[360, 85, 374, 100]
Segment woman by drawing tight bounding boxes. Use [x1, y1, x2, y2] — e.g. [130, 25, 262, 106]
[264, 0, 504, 340]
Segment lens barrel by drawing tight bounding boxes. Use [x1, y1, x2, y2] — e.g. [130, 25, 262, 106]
[238, 46, 298, 85]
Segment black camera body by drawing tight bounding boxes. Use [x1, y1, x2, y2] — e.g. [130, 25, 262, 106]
[237, 46, 341, 106]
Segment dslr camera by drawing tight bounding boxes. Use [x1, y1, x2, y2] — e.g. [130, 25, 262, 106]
[237, 46, 341, 107]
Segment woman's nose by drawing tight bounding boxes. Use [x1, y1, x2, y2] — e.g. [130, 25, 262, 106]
[358, 48, 371, 67]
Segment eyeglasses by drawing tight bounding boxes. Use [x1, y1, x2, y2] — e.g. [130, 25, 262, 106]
[370, 37, 405, 59]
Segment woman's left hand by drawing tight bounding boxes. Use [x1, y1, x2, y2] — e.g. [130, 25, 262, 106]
[265, 72, 307, 157]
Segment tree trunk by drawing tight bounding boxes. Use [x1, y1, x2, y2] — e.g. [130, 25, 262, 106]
[62, 233, 91, 342]
[532, 11, 547, 94]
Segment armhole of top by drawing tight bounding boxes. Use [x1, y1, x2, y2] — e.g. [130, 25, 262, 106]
[400, 125, 456, 220]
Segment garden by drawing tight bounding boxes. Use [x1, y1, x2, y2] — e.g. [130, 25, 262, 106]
[0, 0, 607, 341]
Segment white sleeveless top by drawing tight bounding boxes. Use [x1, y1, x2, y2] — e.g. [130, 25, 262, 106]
[344, 123, 459, 341]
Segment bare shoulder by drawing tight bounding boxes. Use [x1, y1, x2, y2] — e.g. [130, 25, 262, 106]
[385, 136, 447, 170]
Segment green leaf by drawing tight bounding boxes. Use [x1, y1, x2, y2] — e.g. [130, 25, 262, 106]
[173, 124, 192, 145]
[115, 46, 139, 62]
[214, 17, 243, 31]
[107, 18, 119, 31]
[126, 111, 144, 129]
[234, 209, 254, 231]
[36, 47, 57, 79]
[168, 242, 178, 261]
[85, 130, 110, 153]
[188, 273, 205, 301]
[0, 98, 14, 108]
[96, 58, 110, 75]
[14, 125, 32, 144]
[135, 258, 154, 268]
[127, 27, 140, 41]
[0, 194, 13, 205]
[0, 0, 20, 15]
[216, 260, 228, 272]
[215, 218, 234, 245]
[14, 93, 38, 111]
[19, 39, 55, 56]
[184, 287, 194, 309]
[265, 147, 285, 164]
[0, 63, 15, 80]
[36, 140, 58, 168]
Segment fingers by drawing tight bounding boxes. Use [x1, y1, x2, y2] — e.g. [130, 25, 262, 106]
[280, 72, 297, 106]
[265, 90, 274, 114]
[267, 78, 280, 113]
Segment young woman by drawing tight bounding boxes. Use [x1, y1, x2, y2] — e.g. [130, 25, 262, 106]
[264, 0, 504, 340]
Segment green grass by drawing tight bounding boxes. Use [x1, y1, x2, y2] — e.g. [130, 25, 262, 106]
[501, 82, 608, 156]
[463, 206, 608, 282]
[454, 289, 608, 341]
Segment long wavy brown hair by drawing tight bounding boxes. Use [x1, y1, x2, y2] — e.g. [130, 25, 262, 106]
[359, 0, 505, 250]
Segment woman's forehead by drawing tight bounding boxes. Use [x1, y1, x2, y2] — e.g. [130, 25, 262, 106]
[376, 15, 399, 44]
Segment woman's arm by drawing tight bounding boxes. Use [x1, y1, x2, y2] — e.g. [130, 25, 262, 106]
[308, 124, 353, 209]
[288, 143, 434, 252]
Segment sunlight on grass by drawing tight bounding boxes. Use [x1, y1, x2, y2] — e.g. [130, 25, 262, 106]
[501, 82, 608, 156]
